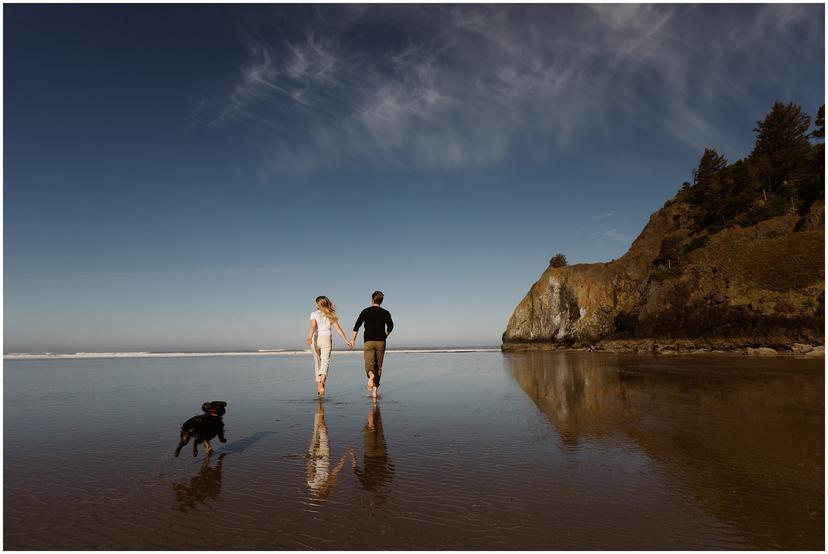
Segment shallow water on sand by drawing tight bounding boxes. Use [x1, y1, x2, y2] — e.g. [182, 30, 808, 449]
[4, 351, 824, 549]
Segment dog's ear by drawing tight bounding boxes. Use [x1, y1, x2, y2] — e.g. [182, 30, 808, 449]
[211, 401, 227, 408]
[201, 402, 212, 413]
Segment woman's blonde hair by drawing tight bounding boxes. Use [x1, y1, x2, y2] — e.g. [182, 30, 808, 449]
[315, 296, 339, 324]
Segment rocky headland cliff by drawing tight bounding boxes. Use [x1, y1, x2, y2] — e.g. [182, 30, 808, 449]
[503, 102, 825, 355]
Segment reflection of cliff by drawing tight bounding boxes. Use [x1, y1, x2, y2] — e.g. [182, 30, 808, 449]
[173, 453, 225, 512]
[508, 352, 629, 447]
[505, 352, 824, 549]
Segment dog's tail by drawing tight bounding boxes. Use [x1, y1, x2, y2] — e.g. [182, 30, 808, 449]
[174, 429, 193, 457]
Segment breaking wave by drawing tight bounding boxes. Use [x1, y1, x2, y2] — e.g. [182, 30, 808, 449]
[4, 348, 500, 360]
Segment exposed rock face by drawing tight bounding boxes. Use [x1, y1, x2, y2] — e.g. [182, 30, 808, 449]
[799, 200, 824, 232]
[792, 343, 814, 355]
[502, 199, 825, 352]
[502, 265, 631, 345]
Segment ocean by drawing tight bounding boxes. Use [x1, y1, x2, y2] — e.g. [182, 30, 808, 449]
[4, 350, 823, 549]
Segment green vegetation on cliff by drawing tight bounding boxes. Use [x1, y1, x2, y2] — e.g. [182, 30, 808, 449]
[503, 103, 825, 352]
[658, 102, 824, 279]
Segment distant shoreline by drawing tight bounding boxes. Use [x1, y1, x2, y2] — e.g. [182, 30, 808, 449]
[7, 343, 824, 360]
[501, 340, 825, 357]
[3, 348, 502, 361]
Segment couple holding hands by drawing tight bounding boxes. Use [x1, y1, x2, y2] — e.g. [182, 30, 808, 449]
[306, 291, 394, 399]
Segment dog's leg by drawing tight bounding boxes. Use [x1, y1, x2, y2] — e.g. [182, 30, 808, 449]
[218, 422, 227, 443]
[203, 440, 212, 455]
[193, 434, 200, 457]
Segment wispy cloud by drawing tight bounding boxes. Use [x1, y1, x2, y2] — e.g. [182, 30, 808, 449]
[22, 265, 304, 283]
[603, 229, 630, 242]
[578, 214, 632, 246]
[194, 4, 823, 176]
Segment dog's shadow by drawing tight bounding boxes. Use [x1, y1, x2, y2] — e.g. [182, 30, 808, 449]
[217, 431, 277, 455]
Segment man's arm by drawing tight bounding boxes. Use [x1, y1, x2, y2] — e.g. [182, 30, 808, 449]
[386, 312, 394, 337]
[351, 309, 365, 344]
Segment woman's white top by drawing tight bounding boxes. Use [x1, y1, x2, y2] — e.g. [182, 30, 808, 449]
[310, 310, 332, 336]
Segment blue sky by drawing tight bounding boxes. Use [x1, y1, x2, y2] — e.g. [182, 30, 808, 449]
[5, 4, 824, 352]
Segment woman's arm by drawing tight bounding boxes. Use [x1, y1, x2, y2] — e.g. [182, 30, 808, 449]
[306, 319, 317, 345]
[334, 321, 353, 349]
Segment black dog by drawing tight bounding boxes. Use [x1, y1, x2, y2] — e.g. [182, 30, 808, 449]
[175, 401, 228, 457]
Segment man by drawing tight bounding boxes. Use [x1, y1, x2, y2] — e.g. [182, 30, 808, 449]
[350, 291, 393, 398]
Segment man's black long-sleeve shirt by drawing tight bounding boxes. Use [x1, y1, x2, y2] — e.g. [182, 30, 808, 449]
[353, 306, 394, 342]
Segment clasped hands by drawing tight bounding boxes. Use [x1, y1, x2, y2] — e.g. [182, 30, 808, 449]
[305, 336, 355, 350]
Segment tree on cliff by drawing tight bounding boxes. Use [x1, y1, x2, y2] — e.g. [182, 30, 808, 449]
[655, 235, 682, 270]
[549, 253, 568, 268]
[751, 102, 812, 198]
[811, 105, 824, 139]
[683, 102, 823, 235]
[802, 104, 825, 208]
[693, 148, 728, 187]
[753, 102, 812, 155]
[688, 148, 727, 207]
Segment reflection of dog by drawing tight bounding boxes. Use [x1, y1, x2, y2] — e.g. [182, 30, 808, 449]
[173, 453, 225, 512]
[175, 401, 228, 457]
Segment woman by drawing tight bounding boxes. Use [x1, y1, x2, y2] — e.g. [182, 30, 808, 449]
[306, 295, 352, 398]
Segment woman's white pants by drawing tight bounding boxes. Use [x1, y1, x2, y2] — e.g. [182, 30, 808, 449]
[311, 334, 332, 383]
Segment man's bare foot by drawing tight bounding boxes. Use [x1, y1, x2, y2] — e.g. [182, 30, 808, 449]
[370, 386, 378, 398]
[367, 373, 375, 390]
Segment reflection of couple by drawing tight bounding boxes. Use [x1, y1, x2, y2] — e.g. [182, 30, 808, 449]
[306, 399, 352, 500]
[306, 399, 394, 504]
[306, 291, 394, 398]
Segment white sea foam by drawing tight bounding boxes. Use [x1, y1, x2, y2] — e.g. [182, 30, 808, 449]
[381, 349, 501, 354]
[3, 351, 305, 361]
[4, 348, 501, 361]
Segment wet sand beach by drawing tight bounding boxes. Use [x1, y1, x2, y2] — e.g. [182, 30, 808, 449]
[4, 351, 823, 549]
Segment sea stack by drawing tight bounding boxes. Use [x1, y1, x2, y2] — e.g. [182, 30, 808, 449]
[503, 103, 825, 354]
